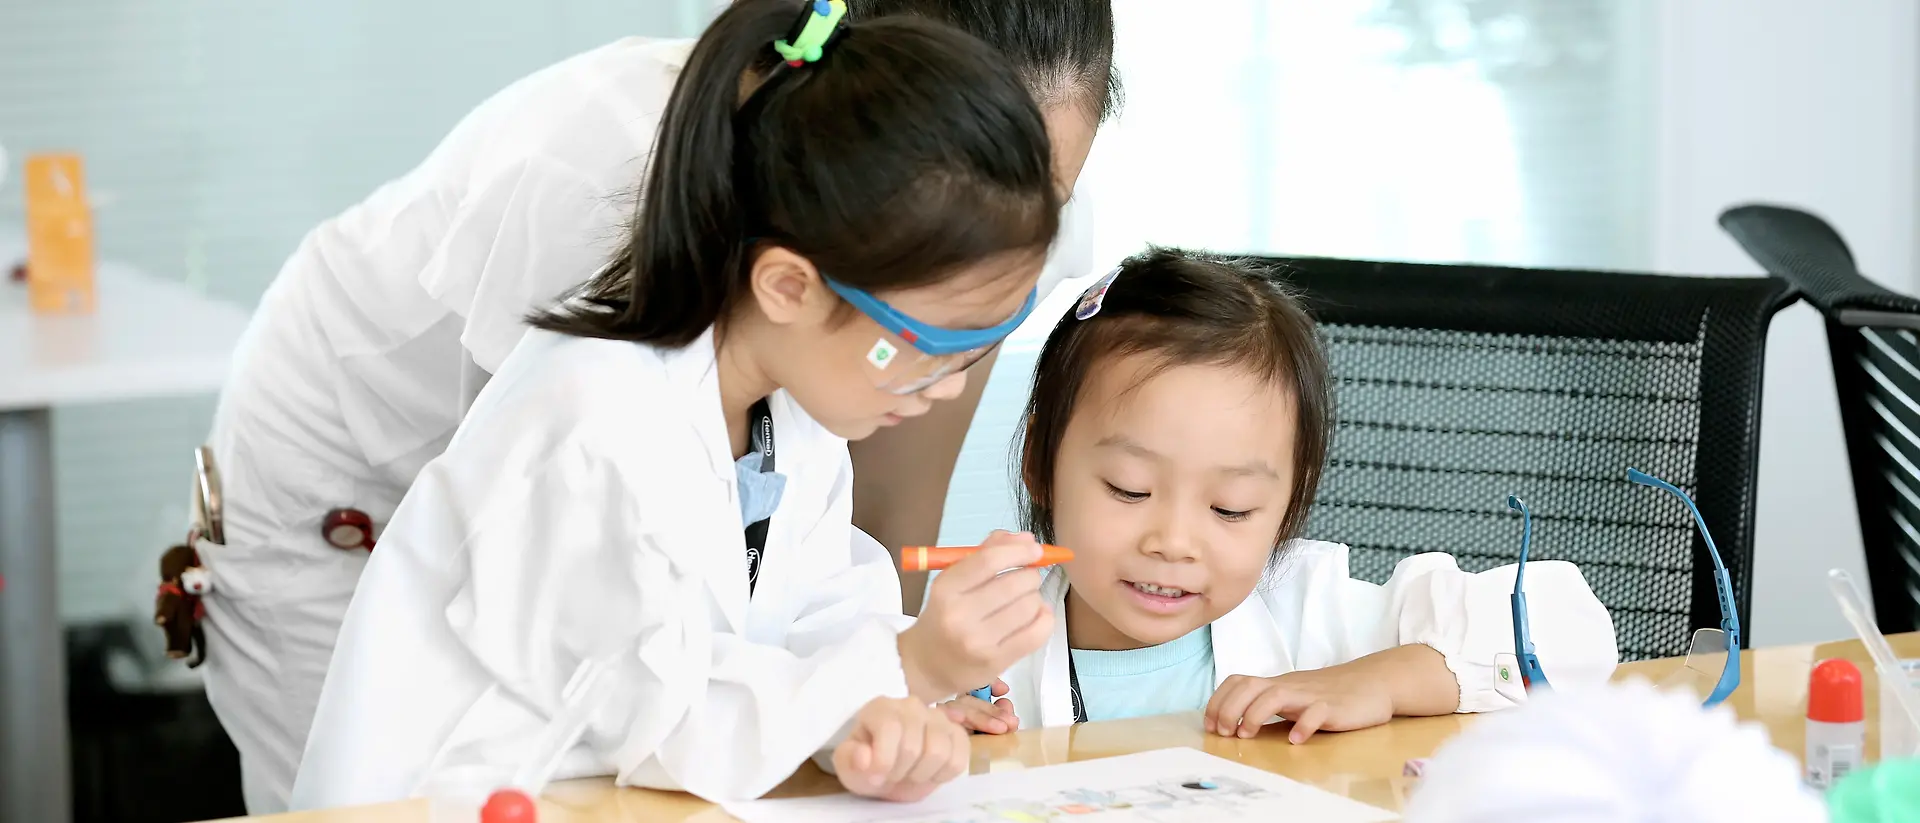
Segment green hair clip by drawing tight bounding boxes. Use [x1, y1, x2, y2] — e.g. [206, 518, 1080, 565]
[773, 0, 848, 66]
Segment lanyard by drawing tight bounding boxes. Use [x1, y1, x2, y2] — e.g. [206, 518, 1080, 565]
[1063, 583, 1088, 723]
[1068, 649, 1088, 724]
[743, 399, 776, 592]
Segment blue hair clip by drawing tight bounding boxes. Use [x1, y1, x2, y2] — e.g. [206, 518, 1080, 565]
[1075, 266, 1123, 320]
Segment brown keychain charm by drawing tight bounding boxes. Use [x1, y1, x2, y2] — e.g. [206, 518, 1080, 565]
[154, 543, 209, 667]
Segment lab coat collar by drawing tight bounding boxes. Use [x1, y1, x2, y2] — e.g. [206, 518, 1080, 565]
[1035, 567, 1300, 726]
[1209, 584, 1294, 683]
[1036, 570, 1077, 727]
[668, 327, 737, 482]
[664, 326, 772, 634]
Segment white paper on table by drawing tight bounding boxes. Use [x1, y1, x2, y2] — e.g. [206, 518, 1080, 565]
[721, 747, 1399, 823]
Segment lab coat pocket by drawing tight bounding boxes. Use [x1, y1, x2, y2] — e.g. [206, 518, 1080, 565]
[191, 535, 301, 718]
[193, 535, 293, 605]
[194, 532, 363, 691]
[196, 529, 366, 629]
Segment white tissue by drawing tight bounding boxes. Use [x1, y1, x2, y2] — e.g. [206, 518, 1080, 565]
[1403, 679, 1827, 823]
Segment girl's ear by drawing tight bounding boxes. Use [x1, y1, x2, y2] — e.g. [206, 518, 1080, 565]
[748, 245, 825, 326]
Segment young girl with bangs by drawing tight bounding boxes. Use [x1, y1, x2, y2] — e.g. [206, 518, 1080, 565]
[946, 249, 1621, 739]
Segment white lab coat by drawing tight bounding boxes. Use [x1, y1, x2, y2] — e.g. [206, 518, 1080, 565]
[1002, 540, 1620, 727]
[197, 35, 1095, 813]
[290, 326, 912, 810]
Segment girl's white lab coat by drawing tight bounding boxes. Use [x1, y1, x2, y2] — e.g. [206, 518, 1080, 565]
[198, 35, 1094, 813]
[1002, 540, 1621, 727]
[290, 326, 912, 810]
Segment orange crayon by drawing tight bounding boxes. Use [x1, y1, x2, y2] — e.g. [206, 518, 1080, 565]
[900, 544, 1074, 572]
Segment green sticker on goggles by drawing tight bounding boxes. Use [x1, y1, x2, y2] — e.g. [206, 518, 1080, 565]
[867, 338, 898, 369]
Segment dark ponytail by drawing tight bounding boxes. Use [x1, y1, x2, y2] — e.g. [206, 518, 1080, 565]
[534, 0, 1059, 347]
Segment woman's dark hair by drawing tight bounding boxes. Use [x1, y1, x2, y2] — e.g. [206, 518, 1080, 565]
[854, 0, 1121, 122]
[1017, 248, 1333, 551]
[534, 0, 1060, 345]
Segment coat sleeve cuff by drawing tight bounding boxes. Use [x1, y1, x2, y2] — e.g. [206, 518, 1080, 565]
[1445, 648, 1530, 713]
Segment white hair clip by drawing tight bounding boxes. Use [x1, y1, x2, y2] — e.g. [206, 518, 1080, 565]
[1075, 266, 1122, 320]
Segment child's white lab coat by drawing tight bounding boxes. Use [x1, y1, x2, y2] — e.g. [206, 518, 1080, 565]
[289, 327, 910, 809]
[198, 34, 1094, 812]
[1002, 540, 1620, 726]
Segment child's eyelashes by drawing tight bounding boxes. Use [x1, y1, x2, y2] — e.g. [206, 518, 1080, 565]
[1103, 480, 1256, 522]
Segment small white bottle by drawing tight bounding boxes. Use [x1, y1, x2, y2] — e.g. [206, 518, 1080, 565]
[1806, 658, 1865, 790]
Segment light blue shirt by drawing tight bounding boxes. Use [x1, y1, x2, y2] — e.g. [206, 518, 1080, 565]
[733, 450, 785, 526]
[1071, 626, 1216, 722]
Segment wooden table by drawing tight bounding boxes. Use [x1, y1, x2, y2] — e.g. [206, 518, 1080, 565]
[218, 633, 1920, 822]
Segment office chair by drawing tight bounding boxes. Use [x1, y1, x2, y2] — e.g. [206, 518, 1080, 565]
[1263, 255, 1794, 660]
[1719, 203, 1920, 635]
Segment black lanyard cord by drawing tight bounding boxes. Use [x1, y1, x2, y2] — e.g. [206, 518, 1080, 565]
[743, 399, 775, 592]
[1068, 649, 1087, 724]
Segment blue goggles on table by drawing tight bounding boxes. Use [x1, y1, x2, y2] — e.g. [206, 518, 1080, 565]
[1508, 468, 1742, 708]
[823, 278, 1037, 395]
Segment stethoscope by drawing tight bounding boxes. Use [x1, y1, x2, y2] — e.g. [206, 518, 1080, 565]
[322, 508, 376, 552]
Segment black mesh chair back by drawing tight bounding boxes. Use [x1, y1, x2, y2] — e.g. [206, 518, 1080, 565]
[1261, 256, 1793, 660]
[1719, 204, 1920, 634]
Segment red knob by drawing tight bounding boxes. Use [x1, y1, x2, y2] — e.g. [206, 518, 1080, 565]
[479, 789, 537, 823]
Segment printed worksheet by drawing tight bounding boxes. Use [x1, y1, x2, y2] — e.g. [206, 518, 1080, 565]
[721, 747, 1399, 823]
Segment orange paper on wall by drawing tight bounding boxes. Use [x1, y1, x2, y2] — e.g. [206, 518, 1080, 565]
[23, 153, 97, 314]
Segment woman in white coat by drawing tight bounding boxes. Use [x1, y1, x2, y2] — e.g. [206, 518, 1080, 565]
[943, 250, 1620, 737]
[195, 0, 1116, 812]
[290, 1, 1065, 808]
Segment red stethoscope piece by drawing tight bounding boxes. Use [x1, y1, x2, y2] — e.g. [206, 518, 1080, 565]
[322, 508, 376, 552]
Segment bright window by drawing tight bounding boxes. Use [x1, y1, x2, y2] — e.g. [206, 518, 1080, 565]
[939, 0, 1651, 544]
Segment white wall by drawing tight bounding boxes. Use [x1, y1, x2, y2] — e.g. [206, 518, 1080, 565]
[0, 1, 712, 622]
[1648, 0, 1917, 645]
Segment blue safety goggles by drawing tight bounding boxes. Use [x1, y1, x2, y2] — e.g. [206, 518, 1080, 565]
[824, 278, 1037, 394]
[1508, 468, 1742, 707]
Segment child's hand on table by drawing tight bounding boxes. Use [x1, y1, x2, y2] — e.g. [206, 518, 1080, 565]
[833, 698, 970, 802]
[1204, 669, 1394, 744]
[896, 531, 1054, 701]
[1204, 644, 1456, 744]
[940, 678, 1019, 734]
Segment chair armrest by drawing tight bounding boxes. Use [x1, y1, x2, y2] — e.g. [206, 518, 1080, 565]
[1720, 203, 1920, 328]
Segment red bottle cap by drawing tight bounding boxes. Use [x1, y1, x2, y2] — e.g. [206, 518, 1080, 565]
[479, 788, 537, 823]
[1807, 658, 1865, 723]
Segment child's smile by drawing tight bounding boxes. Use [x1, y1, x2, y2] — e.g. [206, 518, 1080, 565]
[1121, 579, 1202, 613]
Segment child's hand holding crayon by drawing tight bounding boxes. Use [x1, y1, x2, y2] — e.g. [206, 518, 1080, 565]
[896, 531, 1056, 702]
